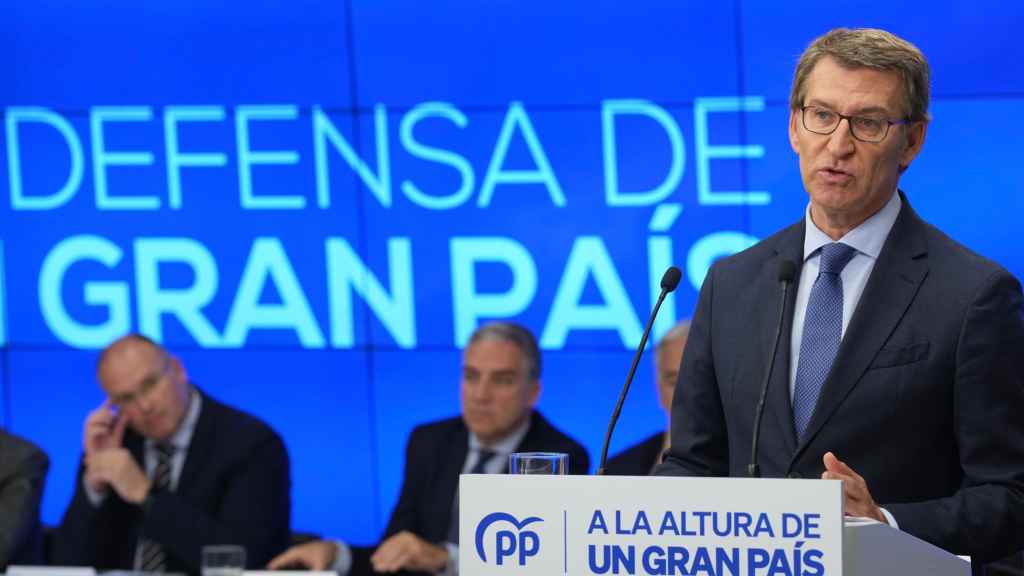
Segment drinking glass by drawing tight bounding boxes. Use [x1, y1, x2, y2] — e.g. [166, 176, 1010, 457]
[201, 545, 246, 576]
[509, 452, 568, 474]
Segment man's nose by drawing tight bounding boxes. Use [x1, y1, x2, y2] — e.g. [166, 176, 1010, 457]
[136, 395, 154, 414]
[470, 382, 493, 401]
[827, 118, 856, 156]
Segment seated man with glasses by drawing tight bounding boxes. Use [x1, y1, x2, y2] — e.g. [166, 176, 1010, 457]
[54, 333, 291, 574]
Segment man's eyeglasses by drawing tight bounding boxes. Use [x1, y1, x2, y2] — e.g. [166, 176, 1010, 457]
[801, 105, 910, 143]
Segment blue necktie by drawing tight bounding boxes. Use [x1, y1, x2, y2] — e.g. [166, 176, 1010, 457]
[792, 242, 858, 441]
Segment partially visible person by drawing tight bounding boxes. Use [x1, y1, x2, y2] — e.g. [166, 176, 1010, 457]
[0, 430, 48, 569]
[606, 320, 690, 475]
[269, 321, 589, 575]
[54, 334, 290, 574]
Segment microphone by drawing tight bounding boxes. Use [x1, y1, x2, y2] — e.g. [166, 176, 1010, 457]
[747, 259, 797, 478]
[597, 266, 682, 475]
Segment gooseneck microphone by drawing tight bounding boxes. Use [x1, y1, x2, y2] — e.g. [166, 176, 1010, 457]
[597, 266, 682, 475]
[747, 259, 797, 478]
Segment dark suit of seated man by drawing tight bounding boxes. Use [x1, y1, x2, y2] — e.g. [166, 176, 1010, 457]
[605, 320, 688, 476]
[0, 430, 49, 569]
[268, 321, 589, 575]
[53, 333, 291, 575]
[655, 27, 1024, 570]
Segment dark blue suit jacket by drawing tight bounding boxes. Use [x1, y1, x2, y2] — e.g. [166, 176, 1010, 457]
[350, 411, 588, 576]
[54, 390, 291, 575]
[0, 431, 48, 569]
[657, 195, 1024, 562]
[605, 432, 664, 476]
[385, 410, 589, 542]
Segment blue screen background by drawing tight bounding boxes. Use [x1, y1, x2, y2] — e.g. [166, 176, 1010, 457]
[4, 0, 1022, 545]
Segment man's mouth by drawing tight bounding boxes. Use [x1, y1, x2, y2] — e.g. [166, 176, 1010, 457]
[818, 166, 853, 183]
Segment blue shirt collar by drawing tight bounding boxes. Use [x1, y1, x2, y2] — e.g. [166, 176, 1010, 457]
[803, 190, 902, 261]
[147, 387, 201, 453]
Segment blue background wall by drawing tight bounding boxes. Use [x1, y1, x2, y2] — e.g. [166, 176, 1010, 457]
[4, 0, 1022, 545]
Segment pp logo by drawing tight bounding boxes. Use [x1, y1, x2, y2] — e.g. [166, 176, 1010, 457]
[474, 512, 543, 566]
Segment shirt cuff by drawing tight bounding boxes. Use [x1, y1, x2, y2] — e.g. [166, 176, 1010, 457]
[329, 541, 352, 575]
[879, 507, 899, 529]
[439, 543, 458, 576]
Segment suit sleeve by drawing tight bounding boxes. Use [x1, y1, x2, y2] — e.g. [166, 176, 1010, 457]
[887, 270, 1024, 561]
[142, 431, 291, 571]
[383, 427, 427, 539]
[53, 458, 125, 568]
[0, 444, 48, 568]
[655, 262, 730, 477]
[570, 442, 589, 475]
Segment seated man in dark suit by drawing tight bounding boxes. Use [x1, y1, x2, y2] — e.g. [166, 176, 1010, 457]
[268, 321, 589, 575]
[605, 320, 689, 476]
[0, 430, 48, 569]
[54, 333, 291, 574]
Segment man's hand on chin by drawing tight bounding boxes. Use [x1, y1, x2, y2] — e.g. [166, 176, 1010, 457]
[821, 451, 887, 524]
[371, 531, 448, 573]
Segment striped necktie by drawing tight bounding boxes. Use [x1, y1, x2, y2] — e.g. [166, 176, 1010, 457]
[137, 442, 175, 572]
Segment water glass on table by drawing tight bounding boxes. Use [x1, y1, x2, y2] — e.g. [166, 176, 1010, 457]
[201, 545, 246, 576]
[509, 452, 568, 475]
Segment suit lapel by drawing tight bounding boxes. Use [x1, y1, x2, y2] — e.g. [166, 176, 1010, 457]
[793, 197, 929, 457]
[513, 412, 547, 473]
[439, 422, 470, 532]
[765, 223, 804, 458]
[176, 391, 212, 495]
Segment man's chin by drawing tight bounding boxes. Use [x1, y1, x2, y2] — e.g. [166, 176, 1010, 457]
[810, 183, 857, 203]
[809, 190, 865, 217]
[466, 421, 493, 437]
[140, 422, 173, 442]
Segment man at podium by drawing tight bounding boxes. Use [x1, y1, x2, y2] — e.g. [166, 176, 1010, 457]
[655, 27, 1024, 565]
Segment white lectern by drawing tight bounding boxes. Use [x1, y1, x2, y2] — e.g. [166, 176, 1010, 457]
[460, 475, 968, 576]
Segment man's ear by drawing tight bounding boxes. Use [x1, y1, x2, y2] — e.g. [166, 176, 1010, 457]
[789, 109, 801, 154]
[901, 119, 933, 171]
[899, 121, 928, 172]
[172, 356, 188, 382]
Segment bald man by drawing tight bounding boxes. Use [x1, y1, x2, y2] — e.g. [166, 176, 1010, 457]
[54, 334, 290, 575]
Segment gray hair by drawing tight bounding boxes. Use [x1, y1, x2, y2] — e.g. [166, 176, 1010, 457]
[790, 28, 931, 123]
[656, 320, 691, 355]
[467, 321, 541, 380]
